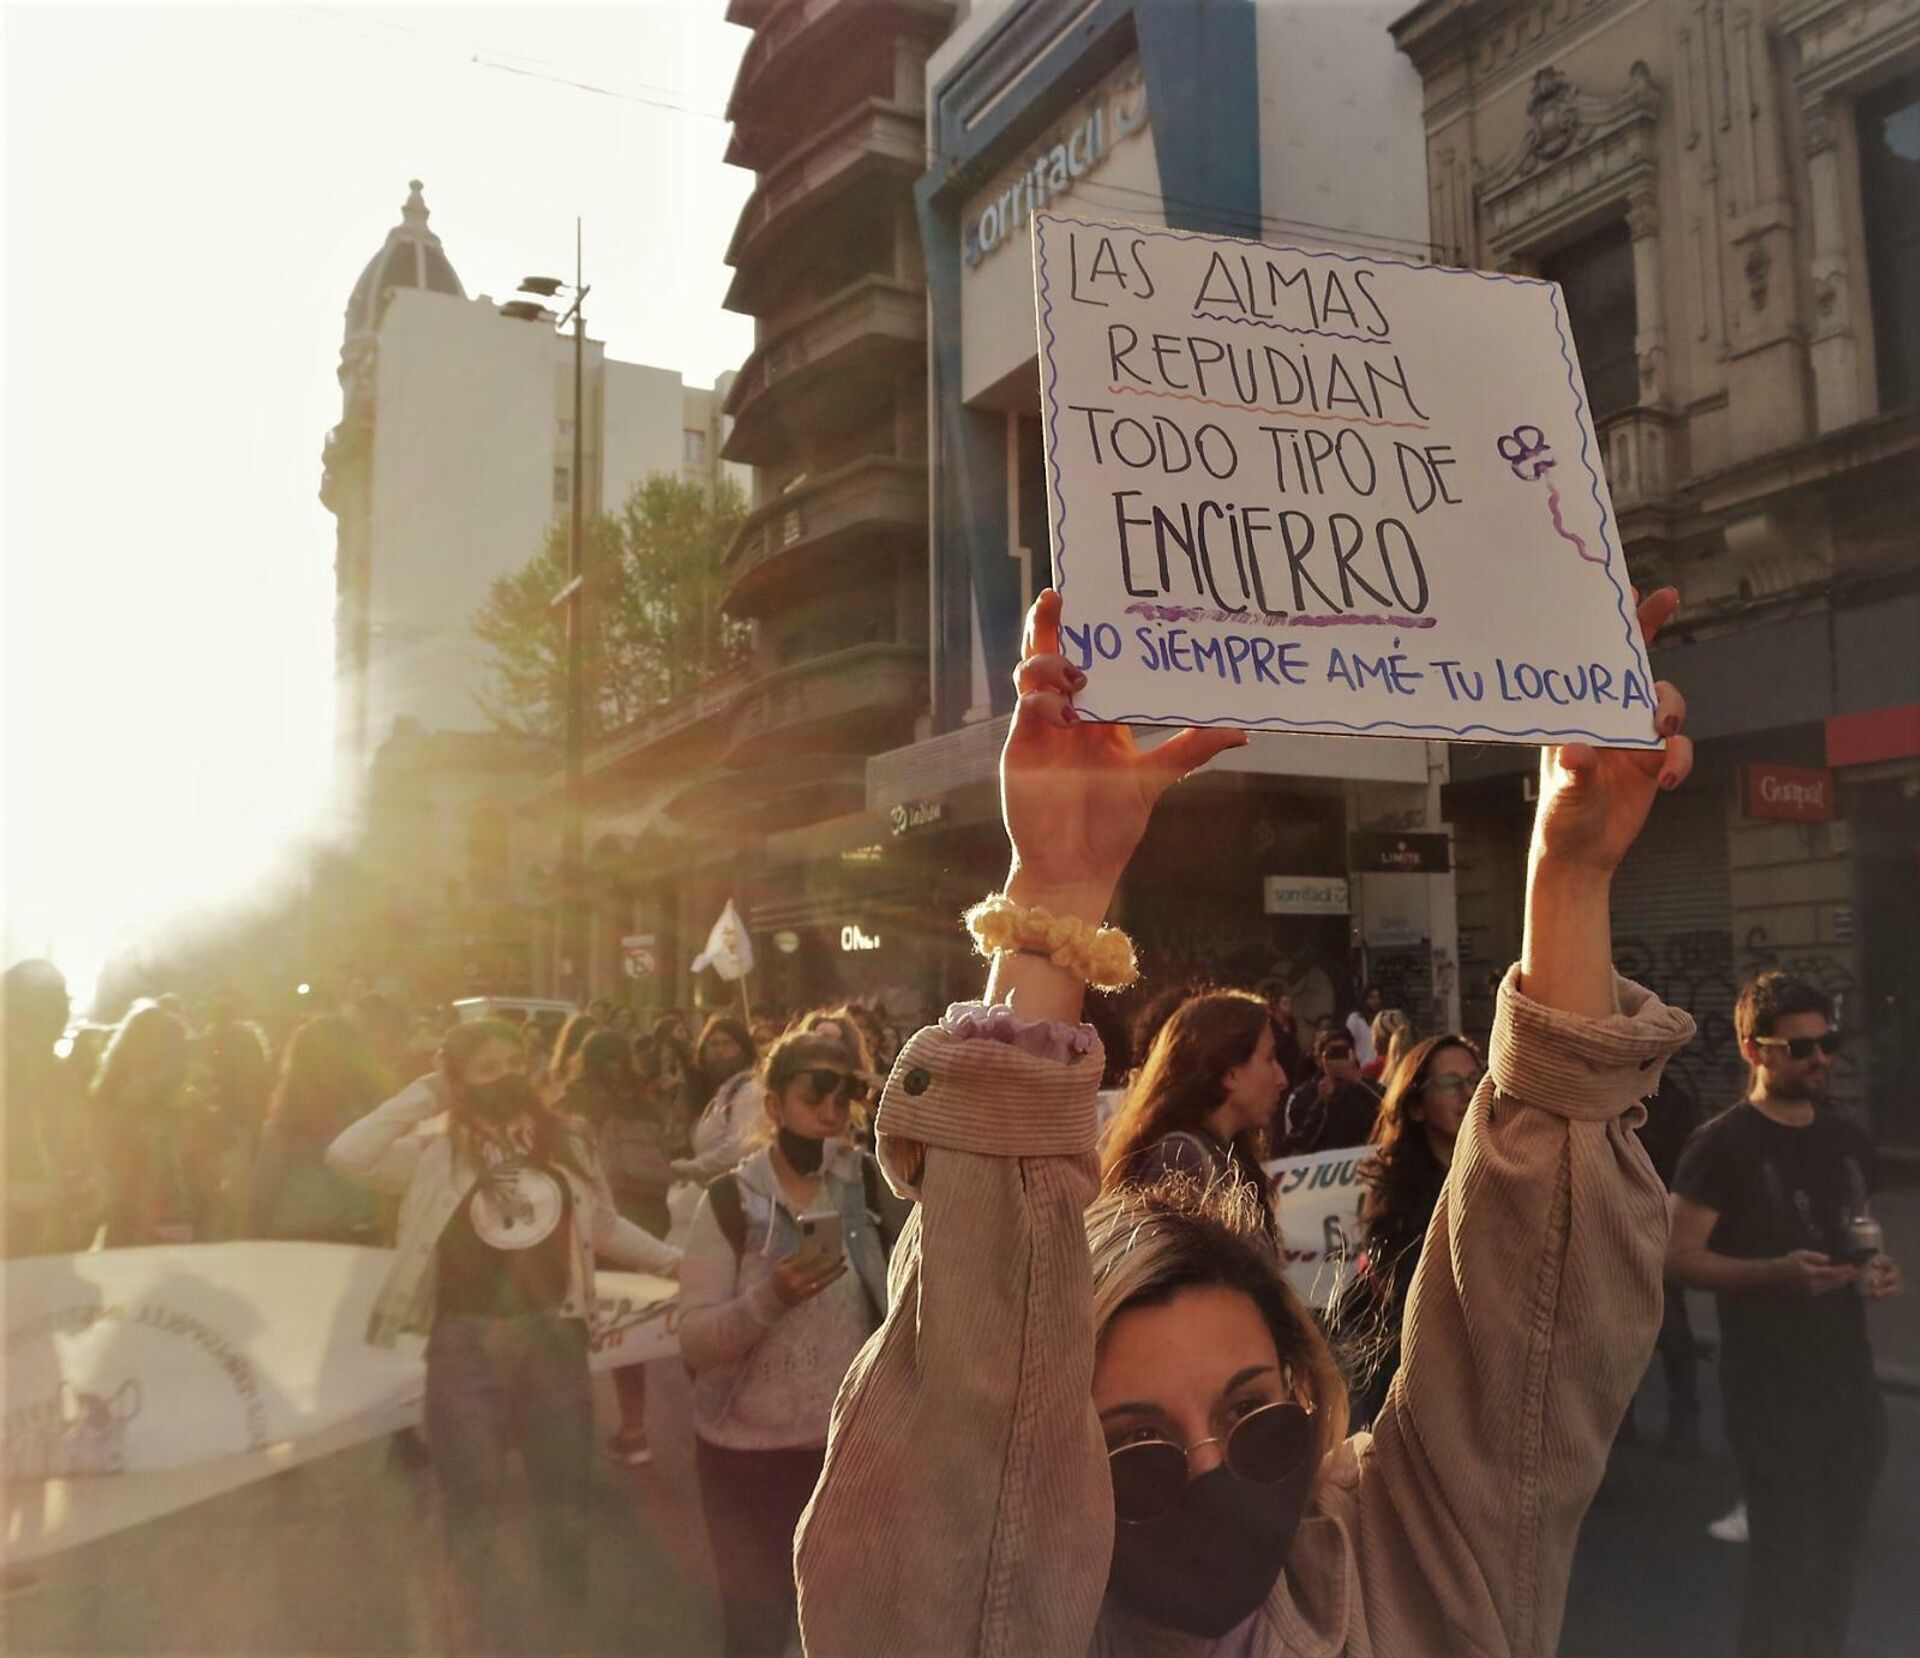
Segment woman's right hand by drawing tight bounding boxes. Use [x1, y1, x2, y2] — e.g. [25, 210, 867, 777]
[1002, 589, 1245, 918]
[769, 1248, 847, 1307]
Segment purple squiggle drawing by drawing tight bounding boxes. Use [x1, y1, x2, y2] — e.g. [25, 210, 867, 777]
[1497, 424, 1609, 568]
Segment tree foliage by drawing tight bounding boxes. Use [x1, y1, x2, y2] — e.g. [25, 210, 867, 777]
[473, 473, 750, 743]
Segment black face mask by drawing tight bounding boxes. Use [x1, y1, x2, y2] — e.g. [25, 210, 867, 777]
[464, 1073, 535, 1123]
[776, 1126, 826, 1175]
[1105, 1460, 1311, 1640]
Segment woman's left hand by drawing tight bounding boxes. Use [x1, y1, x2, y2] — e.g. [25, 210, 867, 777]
[1531, 587, 1693, 877]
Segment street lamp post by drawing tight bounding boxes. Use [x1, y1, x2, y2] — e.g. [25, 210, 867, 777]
[502, 223, 591, 1004]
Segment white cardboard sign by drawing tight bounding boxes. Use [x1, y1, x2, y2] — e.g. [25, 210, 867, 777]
[1032, 213, 1661, 749]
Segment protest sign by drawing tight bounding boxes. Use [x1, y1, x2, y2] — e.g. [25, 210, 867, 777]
[1032, 213, 1661, 749]
[1264, 1144, 1369, 1309]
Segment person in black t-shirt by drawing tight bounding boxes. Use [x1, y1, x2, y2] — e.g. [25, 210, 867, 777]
[1668, 972, 1905, 1658]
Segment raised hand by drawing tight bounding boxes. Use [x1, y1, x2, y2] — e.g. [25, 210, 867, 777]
[1532, 587, 1693, 876]
[1001, 589, 1245, 918]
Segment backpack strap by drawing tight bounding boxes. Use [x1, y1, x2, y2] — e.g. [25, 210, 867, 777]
[708, 1173, 747, 1263]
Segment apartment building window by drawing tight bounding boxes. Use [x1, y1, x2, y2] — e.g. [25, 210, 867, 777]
[1859, 71, 1920, 410]
[553, 465, 571, 507]
[683, 428, 708, 465]
[1540, 223, 1639, 421]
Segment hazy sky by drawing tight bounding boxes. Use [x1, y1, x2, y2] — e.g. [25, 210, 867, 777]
[4, 2, 754, 1002]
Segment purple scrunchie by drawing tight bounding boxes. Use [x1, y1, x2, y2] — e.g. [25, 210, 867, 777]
[938, 1001, 1099, 1066]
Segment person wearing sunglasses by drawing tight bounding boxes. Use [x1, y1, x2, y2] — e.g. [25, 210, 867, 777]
[679, 1028, 901, 1657]
[796, 586, 1697, 1656]
[1336, 1034, 1485, 1426]
[1667, 971, 1904, 1658]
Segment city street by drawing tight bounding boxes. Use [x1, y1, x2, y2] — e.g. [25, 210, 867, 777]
[9, 1334, 1919, 1656]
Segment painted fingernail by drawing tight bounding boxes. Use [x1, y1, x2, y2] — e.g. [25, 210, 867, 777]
[1659, 771, 1680, 790]
[1660, 714, 1679, 736]
[1067, 668, 1087, 688]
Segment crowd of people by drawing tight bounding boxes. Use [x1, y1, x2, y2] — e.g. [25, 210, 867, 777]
[1, 592, 1907, 1658]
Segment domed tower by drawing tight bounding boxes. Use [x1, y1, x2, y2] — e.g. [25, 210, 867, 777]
[321, 181, 466, 789]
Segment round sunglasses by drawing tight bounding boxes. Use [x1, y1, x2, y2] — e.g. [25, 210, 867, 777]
[793, 1068, 873, 1106]
[1106, 1398, 1316, 1524]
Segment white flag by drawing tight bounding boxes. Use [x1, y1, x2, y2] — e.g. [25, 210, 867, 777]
[691, 898, 754, 981]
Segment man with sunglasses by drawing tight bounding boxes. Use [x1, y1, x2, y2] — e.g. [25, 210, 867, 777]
[1668, 971, 1903, 1658]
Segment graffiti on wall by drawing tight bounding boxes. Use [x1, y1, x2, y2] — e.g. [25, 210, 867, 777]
[1613, 929, 1742, 1098]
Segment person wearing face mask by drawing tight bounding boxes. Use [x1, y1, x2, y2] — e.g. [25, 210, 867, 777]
[796, 587, 1698, 1657]
[326, 1019, 681, 1654]
[678, 1029, 901, 1658]
[673, 1015, 762, 1186]
[1100, 991, 1285, 1245]
[1337, 1034, 1484, 1426]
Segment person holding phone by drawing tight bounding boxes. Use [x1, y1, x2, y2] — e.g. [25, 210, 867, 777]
[678, 1027, 902, 1658]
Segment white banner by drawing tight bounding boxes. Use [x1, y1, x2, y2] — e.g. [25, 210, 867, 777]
[3, 1243, 678, 1564]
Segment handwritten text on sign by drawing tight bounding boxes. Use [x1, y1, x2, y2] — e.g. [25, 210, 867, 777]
[1031, 214, 1661, 748]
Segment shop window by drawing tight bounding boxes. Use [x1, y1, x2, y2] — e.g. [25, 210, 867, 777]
[1539, 223, 1639, 421]
[1859, 71, 1920, 411]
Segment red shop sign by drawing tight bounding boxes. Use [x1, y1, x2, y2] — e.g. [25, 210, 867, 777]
[1743, 762, 1836, 822]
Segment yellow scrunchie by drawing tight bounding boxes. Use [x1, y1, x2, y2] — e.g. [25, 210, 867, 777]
[963, 894, 1140, 993]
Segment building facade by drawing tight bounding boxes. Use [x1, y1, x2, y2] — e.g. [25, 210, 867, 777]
[861, 0, 1462, 1038]
[317, 181, 743, 1005]
[565, 0, 956, 1018]
[1394, 0, 1920, 1140]
[322, 180, 743, 776]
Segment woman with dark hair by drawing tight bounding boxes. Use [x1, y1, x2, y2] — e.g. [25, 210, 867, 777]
[244, 1015, 385, 1242]
[327, 1018, 680, 1653]
[91, 1002, 205, 1246]
[680, 1026, 901, 1657]
[1340, 1032, 1484, 1425]
[1101, 990, 1285, 1242]
[797, 588, 1697, 1657]
[676, 1013, 760, 1185]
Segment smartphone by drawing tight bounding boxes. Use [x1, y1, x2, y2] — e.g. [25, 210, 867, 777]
[796, 1211, 844, 1262]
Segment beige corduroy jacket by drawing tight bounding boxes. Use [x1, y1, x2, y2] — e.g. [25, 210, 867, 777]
[796, 966, 1694, 1658]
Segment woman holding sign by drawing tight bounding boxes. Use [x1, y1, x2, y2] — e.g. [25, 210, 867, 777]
[796, 588, 1695, 1656]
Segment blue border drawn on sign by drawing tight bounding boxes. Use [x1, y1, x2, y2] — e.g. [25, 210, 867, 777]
[1030, 211, 1661, 749]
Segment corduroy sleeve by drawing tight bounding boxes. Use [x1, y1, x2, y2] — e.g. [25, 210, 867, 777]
[794, 1020, 1112, 1658]
[1352, 965, 1694, 1658]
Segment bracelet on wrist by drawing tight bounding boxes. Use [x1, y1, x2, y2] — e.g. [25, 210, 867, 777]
[964, 893, 1140, 992]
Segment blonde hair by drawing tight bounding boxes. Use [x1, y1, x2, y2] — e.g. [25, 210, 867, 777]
[1086, 1178, 1348, 1476]
[1371, 1008, 1414, 1077]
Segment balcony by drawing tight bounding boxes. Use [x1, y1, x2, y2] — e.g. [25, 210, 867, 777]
[725, 457, 927, 615]
[665, 753, 871, 837]
[724, 642, 926, 767]
[723, 275, 926, 467]
[725, 0, 953, 173]
[724, 101, 923, 315]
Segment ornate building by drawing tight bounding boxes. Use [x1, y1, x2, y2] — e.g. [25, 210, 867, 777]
[1395, 0, 1920, 1137]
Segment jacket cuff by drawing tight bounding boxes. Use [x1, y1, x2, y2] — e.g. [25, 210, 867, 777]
[1489, 963, 1697, 1122]
[876, 1022, 1104, 1159]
